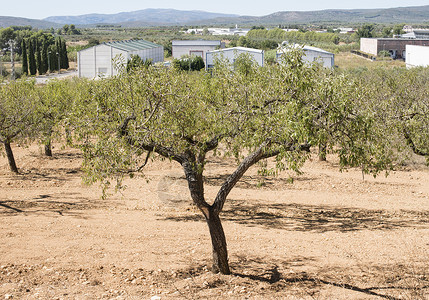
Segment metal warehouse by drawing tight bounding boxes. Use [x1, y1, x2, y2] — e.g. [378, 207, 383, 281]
[406, 45, 429, 68]
[277, 45, 335, 68]
[360, 38, 429, 59]
[172, 40, 225, 63]
[205, 47, 264, 69]
[77, 39, 164, 78]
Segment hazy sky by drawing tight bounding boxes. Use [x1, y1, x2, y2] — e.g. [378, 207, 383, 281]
[4, 0, 429, 19]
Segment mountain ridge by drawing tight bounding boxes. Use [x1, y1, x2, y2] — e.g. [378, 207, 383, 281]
[1, 6, 429, 29]
[44, 8, 239, 25]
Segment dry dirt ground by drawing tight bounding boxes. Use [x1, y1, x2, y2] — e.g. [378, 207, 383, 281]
[1, 143, 428, 299]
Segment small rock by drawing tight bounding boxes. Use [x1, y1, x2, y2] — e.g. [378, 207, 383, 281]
[151, 296, 161, 300]
[4, 294, 13, 299]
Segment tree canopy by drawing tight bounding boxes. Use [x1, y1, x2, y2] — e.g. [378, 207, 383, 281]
[70, 48, 397, 274]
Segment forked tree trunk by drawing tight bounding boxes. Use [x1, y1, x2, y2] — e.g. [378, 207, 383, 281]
[4, 141, 18, 173]
[183, 159, 231, 275]
[205, 207, 230, 274]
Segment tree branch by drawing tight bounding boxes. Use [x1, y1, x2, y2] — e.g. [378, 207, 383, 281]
[212, 140, 310, 214]
[403, 128, 428, 157]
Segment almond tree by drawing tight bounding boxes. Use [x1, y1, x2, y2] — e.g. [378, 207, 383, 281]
[72, 50, 392, 274]
[0, 80, 37, 173]
[36, 79, 74, 156]
[353, 67, 429, 165]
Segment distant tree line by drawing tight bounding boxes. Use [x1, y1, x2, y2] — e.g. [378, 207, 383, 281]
[22, 36, 69, 75]
[57, 24, 81, 35]
[0, 26, 69, 76]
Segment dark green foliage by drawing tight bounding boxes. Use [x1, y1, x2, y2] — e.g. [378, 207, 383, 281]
[356, 24, 375, 39]
[48, 46, 58, 72]
[28, 39, 37, 76]
[60, 24, 81, 35]
[36, 40, 42, 75]
[172, 55, 205, 71]
[126, 55, 152, 72]
[61, 39, 69, 69]
[41, 40, 48, 74]
[21, 39, 28, 75]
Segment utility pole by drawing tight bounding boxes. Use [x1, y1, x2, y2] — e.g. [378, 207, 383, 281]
[9, 40, 16, 80]
[0, 53, 3, 77]
[57, 52, 60, 74]
[48, 51, 51, 74]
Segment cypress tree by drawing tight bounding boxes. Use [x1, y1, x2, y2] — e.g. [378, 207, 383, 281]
[61, 39, 69, 69]
[28, 39, 37, 76]
[21, 39, 28, 75]
[49, 45, 58, 72]
[41, 40, 48, 74]
[56, 38, 61, 71]
[36, 40, 42, 75]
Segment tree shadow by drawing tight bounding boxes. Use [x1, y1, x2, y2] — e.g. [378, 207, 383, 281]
[203, 174, 305, 190]
[164, 201, 429, 233]
[230, 256, 427, 300]
[0, 193, 103, 218]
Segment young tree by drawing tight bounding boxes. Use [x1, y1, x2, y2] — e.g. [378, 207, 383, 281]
[35, 79, 74, 156]
[0, 80, 37, 173]
[73, 49, 394, 274]
[21, 39, 28, 75]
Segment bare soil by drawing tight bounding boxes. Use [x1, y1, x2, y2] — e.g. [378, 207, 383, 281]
[1, 143, 428, 299]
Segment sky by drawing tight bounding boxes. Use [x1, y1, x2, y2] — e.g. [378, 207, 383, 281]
[3, 0, 429, 19]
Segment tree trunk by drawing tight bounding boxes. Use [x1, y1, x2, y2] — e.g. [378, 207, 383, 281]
[182, 159, 231, 275]
[44, 141, 52, 157]
[4, 141, 18, 173]
[206, 207, 230, 274]
[318, 143, 327, 161]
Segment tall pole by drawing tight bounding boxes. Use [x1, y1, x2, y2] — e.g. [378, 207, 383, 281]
[57, 52, 60, 74]
[48, 51, 51, 74]
[9, 40, 16, 80]
[0, 54, 3, 77]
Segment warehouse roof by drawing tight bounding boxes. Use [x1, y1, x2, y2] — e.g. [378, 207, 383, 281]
[208, 46, 264, 54]
[172, 40, 222, 46]
[302, 45, 334, 55]
[104, 39, 162, 51]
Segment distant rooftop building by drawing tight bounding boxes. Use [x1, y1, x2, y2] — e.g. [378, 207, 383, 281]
[205, 47, 264, 69]
[406, 45, 429, 68]
[172, 40, 225, 63]
[183, 27, 250, 36]
[277, 44, 335, 68]
[360, 37, 429, 59]
[401, 30, 429, 39]
[77, 39, 163, 78]
[336, 28, 355, 34]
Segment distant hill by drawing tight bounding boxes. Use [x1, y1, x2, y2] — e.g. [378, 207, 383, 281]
[44, 9, 239, 25]
[1, 5, 429, 29]
[209, 5, 429, 25]
[0, 16, 59, 29]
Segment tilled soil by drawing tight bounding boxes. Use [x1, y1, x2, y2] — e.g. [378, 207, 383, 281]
[1, 144, 428, 299]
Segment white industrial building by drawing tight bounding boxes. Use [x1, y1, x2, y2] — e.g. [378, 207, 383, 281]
[172, 40, 225, 63]
[205, 47, 264, 69]
[77, 39, 164, 78]
[277, 45, 335, 68]
[406, 45, 429, 68]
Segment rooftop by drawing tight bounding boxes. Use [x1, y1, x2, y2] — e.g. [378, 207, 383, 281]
[208, 47, 264, 54]
[104, 39, 162, 51]
[172, 40, 222, 46]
